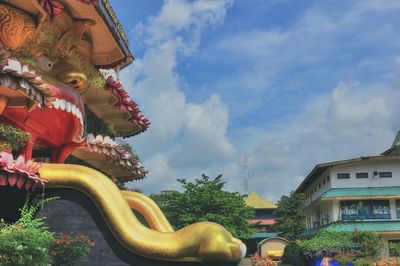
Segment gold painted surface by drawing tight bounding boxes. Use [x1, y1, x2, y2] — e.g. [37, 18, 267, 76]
[121, 190, 174, 233]
[244, 191, 276, 209]
[0, 5, 104, 95]
[0, 3, 35, 50]
[39, 163, 243, 262]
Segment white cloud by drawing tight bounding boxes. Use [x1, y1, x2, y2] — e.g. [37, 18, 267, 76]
[120, 0, 236, 192]
[120, 1, 400, 202]
[237, 81, 400, 201]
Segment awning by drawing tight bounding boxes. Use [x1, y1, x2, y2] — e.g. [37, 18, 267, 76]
[320, 186, 400, 200]
[300, 221, 400, 238]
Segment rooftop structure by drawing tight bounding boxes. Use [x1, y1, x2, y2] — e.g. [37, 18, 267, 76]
[295, 134, 400, 248]
[0, 0, 149, 182]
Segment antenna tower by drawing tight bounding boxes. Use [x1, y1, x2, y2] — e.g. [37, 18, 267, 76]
[242, 153, 249, 196]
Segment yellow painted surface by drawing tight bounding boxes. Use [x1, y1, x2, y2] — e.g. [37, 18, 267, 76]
[39, 163, 243, 262]
[245, 191, 276, 209]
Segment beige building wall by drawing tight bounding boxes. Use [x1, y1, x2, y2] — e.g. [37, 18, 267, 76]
[260, 238, 288, 257]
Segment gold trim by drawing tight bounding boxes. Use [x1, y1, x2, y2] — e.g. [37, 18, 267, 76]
[39, 163, 242, 262]
[101, 0, 129, 47]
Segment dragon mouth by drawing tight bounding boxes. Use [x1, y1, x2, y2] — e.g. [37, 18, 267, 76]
[48, 98, 84, 139]
[43, 82, 85, 142]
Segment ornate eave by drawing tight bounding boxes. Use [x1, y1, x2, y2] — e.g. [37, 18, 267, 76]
[5, 0, 133, 69]
[71, 134, 147, 182]
[85, 69, 149, 137]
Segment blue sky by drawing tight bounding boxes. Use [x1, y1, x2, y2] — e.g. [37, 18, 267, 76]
[111, 0, 400, 201]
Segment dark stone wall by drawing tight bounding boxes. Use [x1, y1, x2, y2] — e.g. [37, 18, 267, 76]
[0, 186, 28, 224]
[32, 188, 239, 266]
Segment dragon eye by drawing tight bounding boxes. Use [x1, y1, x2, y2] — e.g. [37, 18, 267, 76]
[35, 54, 53, 71]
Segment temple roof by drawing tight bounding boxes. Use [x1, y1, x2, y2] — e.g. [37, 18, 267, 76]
[245, 192, 277, 209]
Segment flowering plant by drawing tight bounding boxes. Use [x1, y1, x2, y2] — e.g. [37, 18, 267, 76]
[49, 232, 95, 266]
[250, 252, 278, 266]
[373, 257, 400, 266]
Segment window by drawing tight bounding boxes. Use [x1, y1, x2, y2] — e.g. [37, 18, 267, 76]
[356, 172, 369, 179]
[340, 200, 391, 220]
[314, 187, 316, 192]
[327, 176, 330, 181]
[337, 173, 350, 179]
[319, 183, 321, 188]
[323, 180, 325, 185]
[379, 172, 392, 178]
[396, 200, 400, 219]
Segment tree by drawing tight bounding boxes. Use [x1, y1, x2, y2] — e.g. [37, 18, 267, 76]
[150, 174, 256, 239]
[273, 191, 306, 240]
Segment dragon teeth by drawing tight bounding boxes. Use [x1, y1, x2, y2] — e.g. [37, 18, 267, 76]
[65, 101, 71, 112]
[59, 99, 66, 111]
[3, 59, 22, 74]
[50, 98, 84, 128]
[71, 104, 77, 116]
[53, 98, 60, 109]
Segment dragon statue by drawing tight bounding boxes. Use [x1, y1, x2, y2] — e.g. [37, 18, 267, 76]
[0, 0, 246, 264]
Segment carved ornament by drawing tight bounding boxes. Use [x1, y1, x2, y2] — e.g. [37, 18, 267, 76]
[0, 4, 36, 50]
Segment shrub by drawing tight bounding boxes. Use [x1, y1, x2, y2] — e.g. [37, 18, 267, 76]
[250, 253, 277, 266]
[0, 197, 53, 265]
[353, 231, 384, 260]
[374, 257, 400, 266]
[49, 232, 95, 266]
[389, 242, 400, 257]
[0, 124, 30, 151]
[334, 251, 356, 265]
[299, 230, 354, 258]
[281, 241, 306, 266]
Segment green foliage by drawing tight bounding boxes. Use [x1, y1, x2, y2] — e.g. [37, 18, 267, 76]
[389, 242, 400, 257]
[0, 196, 53, 266]
[118, 140, 139, 160]
[283, 230, 384, 265]
[0, 124, 30, 151]
[150, 174, 256, 239]
[334, 251, 356, 266]
[273, 191, 306, 240]
[354, 231, 384, 260]
[281, 241, 306, 266]
[352, 257, 374, 266]
[103, 123, 117, 138]
[50, 232, 95, 266]
[299, 230, 354, 258]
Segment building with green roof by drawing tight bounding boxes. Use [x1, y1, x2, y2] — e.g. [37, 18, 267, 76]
[295, 133, 400, 245]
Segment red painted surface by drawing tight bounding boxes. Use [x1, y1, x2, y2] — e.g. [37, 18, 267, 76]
[249, 219, 276, 225]
[0, 83, 85, 159]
